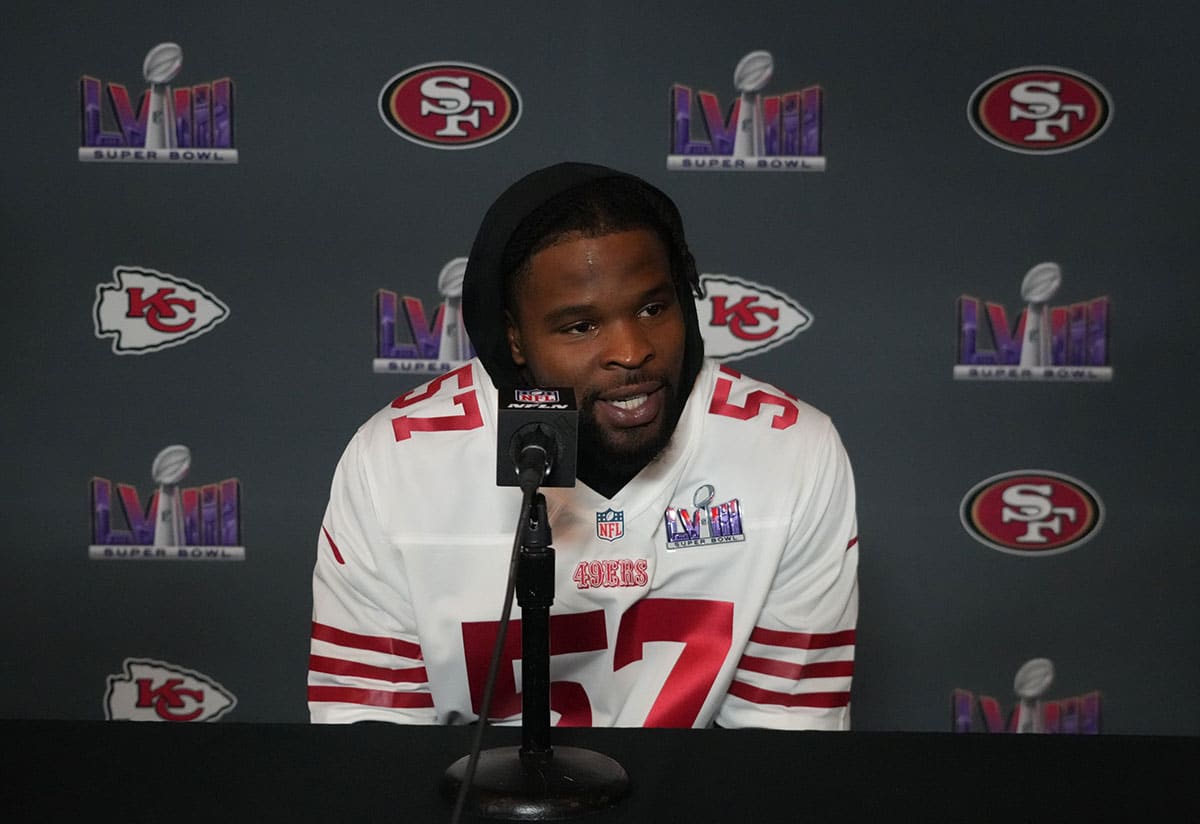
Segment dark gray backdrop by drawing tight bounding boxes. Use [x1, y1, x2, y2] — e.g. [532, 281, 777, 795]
[2, 0, 1196, 733]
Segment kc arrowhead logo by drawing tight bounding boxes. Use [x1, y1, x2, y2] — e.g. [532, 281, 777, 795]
[94, 266, 230, 354]
[698, 273, 813, 361]
[104, 658, 236, 721]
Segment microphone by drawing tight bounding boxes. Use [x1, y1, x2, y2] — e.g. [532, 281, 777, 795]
[449, 386, 628, 820]
[512, 423, 557, 491]
[495, 387, 578, 491]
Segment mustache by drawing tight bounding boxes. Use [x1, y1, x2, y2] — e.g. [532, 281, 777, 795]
[580, 373, 672, 405]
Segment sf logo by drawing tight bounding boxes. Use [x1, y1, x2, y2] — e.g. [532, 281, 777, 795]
[1009, 81, 1086, 143]
[1000, 484, 1077, 543]
[419, 76, 495, 137]
[136, 677, 206, 721]
[126, 287, 196, 333]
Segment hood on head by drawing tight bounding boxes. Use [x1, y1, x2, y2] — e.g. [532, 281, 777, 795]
[461, 161, 705, 394]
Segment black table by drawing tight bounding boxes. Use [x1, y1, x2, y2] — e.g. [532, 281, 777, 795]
[4, 721, 1196, 822]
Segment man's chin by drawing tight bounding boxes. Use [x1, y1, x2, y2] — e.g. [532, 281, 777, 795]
[575, 386, 684, 487]
[580, 421, 674, 479]
[604, 426, 667, 461]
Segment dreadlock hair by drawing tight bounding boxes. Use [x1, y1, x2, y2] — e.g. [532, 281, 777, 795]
[499, 175, 703, 321]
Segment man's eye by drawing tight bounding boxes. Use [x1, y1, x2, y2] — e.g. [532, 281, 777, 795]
[560, 321, 595, 335]
[639, 303, 667, 318]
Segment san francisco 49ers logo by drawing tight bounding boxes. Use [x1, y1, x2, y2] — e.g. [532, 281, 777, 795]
[968, 66, 1112, 155]
[960, 470, 1103, 556]
[378, 62, 521, 149]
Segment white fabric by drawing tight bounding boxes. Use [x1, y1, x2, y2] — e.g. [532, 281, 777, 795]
[309, 358, 858, 729]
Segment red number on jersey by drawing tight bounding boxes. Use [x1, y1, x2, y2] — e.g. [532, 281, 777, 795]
[390, 363, 484, 442]
[613, 598, 734, 727]
[461, 610, 608, 726]
[461, 598, 734, 728]
[708, 365, 799, 430]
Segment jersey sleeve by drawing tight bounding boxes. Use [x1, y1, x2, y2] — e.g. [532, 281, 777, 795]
[308, 429, 438, 724]
[715, 416, 860, 730]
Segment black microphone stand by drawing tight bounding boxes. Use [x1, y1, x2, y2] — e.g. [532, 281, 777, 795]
[442, 491, 629, 820]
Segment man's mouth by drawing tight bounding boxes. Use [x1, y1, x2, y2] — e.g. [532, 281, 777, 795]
[594, 383, 666, 429]
[608, 394, 648, 411]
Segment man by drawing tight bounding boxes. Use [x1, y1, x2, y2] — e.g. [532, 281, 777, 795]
[309, 162, 859, 729]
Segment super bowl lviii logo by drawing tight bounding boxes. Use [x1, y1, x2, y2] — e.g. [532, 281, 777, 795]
[969, 66, 1111, 155]
[379, 62, 520, 149]
[664, 484, 746, 550]
[95, 266, 230, 354]
[376, 257, 476, 374]
[953, 658, 1101, 734]
[960, 470, 1102, 557]
[80, 42, 236, 163]
[955, 261, 1111, 381]
[105, 658, 236, 721]
[669, 50, 823, 171]
[90, 445, 244, 560]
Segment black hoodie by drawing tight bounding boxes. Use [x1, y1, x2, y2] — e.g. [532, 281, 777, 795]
[461, 162, 706, 401]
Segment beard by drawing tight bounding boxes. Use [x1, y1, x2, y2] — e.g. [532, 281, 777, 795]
[575, 378, 685, 494]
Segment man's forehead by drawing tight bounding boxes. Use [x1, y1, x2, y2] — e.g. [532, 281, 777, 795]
[531, 228, 667, 270]
[523, 232, 670, 294]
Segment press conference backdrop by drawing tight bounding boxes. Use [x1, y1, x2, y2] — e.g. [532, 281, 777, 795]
[1, 1, 1196, 734]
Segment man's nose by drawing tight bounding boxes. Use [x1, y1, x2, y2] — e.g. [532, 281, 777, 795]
[603, 320, 653, 369]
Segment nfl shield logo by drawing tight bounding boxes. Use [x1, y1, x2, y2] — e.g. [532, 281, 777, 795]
[516, 389, 559, 403]
[596, 508, 624, 542]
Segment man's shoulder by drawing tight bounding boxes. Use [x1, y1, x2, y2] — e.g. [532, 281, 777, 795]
[691, 358, 833, 440]
[353, 359, 497, 455]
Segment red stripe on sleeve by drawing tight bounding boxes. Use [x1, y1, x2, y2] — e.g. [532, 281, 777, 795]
[727, 680, 850, 709]
[307, 685, 434, 709]
[736, 655, 855, 681]
[310, 622, 423, 659]
[308, 654, 428, 685]
[321, 526, 346, 565]
[846, 536, 858, 551]
[749, 627, 856, 650]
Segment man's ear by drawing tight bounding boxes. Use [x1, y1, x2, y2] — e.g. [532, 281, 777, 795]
[506, 311, 526, 367]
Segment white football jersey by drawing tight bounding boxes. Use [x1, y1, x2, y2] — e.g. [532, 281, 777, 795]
[309, 358, 859, 729]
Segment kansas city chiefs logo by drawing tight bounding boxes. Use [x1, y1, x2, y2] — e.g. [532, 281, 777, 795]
[104, 658, 236, 722]
[94, 266, 230, 354]
[697, 273, 813, 360]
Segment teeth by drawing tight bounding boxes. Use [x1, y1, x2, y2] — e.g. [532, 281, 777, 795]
[610, 394, 647, 410]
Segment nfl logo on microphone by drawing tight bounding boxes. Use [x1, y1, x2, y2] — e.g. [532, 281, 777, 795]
[516, 389, 560, 403]
[596, 509, 624, 542]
